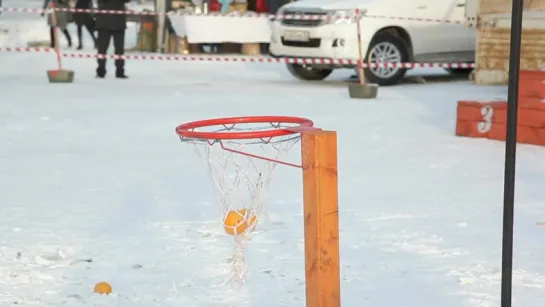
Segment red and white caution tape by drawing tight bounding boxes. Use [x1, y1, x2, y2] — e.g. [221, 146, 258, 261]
[1, 7, 157, 16]
[362, 14, 463, 24]
[0, 47, 476, 68]
[0, 7, 466, 24]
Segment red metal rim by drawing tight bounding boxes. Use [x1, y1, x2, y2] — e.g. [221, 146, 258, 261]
[175, 116, 314, 140]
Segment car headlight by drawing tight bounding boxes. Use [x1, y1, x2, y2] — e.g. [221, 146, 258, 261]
[328, 9, 366, 25]
[328, 10, 354, 24]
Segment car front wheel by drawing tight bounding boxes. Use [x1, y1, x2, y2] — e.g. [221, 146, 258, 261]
[286, 63, 334, 81]
[363, 32, 410, 86]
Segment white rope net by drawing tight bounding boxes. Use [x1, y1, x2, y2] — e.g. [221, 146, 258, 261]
[179, 122, 302, 288]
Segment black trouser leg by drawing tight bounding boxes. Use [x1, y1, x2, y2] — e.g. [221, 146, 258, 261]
[85, 22, 97, 47]
[96, 29, 111, 76]
[49, 26, 55, 48]
[112, 30, 126, 76]
[77, 24, 83, 49]
[62, 29, 72, 47]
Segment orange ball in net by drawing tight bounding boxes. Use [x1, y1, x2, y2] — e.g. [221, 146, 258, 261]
[223, 208, 257, 235]
[94, 281, 112, 295]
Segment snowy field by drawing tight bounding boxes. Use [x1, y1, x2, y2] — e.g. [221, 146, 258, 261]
[1, 3, 545, 307]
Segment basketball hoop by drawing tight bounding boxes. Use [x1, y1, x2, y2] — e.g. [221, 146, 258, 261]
[175, 116, 316, 288]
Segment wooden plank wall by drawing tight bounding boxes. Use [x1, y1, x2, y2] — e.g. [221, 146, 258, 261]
[475, 0, 545, 85]
[479, 0, 545, 14]
[475, 27, 545, 85]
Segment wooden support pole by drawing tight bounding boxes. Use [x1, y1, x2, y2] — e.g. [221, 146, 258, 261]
[49, 2, 63, 70]
[355, 9, 365, 85]
[156, 0, 166, 53]
[301, 130, 341, 307]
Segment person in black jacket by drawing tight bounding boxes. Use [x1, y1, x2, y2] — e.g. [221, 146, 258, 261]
[74, 0, 97, 50]
[95, 0, 131, 79]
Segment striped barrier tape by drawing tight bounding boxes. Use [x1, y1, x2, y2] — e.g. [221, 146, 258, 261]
[0, 7, 466, 24]
[0, 47, 476, 68]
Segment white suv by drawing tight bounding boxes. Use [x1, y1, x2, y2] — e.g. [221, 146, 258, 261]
[269, 0, 475, 85]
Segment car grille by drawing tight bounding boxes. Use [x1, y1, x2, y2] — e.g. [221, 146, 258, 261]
[281, 9, 329, 27]
[281, 38, 321, 48]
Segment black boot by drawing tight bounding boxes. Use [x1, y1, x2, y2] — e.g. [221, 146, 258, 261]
[96, 59, 106, 78]
[115, 59, 127, 79]
[116, 71, 128, 79]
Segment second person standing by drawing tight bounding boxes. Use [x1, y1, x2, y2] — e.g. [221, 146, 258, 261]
[95, 0, 131, 79]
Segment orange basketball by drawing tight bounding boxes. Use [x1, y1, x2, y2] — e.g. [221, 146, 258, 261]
[94, 281, 112, 295]
[223, 208, 257, 235]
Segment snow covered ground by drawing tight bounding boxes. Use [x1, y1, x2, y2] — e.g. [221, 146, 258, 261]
[1, 4, 545, 307]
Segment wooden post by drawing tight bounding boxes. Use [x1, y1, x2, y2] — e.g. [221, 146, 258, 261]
[156, 0, 166, 53]
[301, 130, 341, 307]
[49, 2, 63, 70]
[355, 9, 365, 85]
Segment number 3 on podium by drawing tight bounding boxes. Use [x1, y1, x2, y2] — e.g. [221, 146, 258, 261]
[477, 105, 494, 133]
